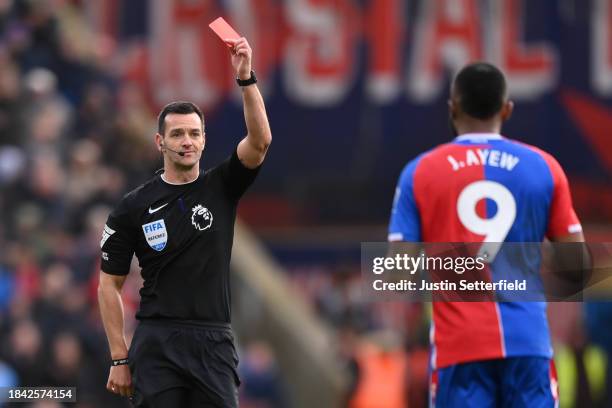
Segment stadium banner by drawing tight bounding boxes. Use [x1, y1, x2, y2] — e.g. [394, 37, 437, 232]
[93, 0, 611, 223]
[361, 242, 611, 301]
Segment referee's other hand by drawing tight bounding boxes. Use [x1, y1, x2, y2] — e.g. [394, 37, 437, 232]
[107, 364, 133, 397]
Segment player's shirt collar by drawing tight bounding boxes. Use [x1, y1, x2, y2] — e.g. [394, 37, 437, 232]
[454, 133, 504, 143]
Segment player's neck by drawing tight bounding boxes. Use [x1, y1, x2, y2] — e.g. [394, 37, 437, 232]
[162, 164, 199, 184]
[455, 118, 501, 136]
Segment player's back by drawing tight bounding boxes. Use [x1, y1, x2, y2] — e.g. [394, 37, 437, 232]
[389, 133, 581, 368]
[408, 133, 569, 243]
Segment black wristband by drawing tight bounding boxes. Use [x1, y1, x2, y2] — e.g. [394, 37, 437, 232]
[112, 358, 129, 366]
[236, 70, 257, 87]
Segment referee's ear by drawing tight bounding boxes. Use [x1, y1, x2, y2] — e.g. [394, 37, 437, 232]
[155, 133, 164, 153]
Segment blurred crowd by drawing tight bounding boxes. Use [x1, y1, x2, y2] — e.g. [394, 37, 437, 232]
[0, 0, 159, 406]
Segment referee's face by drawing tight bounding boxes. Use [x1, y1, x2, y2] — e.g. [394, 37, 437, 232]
[159, 112, 205, 169]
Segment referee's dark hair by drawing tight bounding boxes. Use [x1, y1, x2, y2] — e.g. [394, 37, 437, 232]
[157, 101, 205, 135]
[453, 62, 507, 120]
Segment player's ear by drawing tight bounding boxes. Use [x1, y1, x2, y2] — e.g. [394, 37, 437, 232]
[448, 98, 459, 120]
[501, 100, 514, 122]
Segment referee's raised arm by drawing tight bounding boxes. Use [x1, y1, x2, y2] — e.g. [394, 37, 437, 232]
[225, 37, 272, 169]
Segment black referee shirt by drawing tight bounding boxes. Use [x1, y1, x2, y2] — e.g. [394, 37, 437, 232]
[100, 150, 260, 324]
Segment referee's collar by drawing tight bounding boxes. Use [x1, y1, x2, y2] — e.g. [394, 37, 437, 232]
[160, 172, 199, 185]
[454, 133, 503, 142]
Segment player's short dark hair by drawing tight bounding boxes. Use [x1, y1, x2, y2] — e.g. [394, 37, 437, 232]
[157, 101, 205, 135]
[453, 62, 507, 120]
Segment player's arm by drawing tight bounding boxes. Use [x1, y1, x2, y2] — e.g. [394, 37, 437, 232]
[388, 159, 422, 244]
[388, 159, 423, 274]
[549, 232, 591, 286]
[226, 37, 272, 169]
[544, 153, 591, 285]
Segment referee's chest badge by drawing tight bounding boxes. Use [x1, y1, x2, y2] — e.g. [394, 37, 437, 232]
[142, 219, 168, 251]
[191, 204, 213, 231]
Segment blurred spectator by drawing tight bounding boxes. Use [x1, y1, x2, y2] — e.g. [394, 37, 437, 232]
[3, 319, 46, 386]
[0, 54, 26, 147]
[0, 4, 143, 406]
[0, 264, 15, 314]
[584, 302, 612, 408]
[239, 341, 287, 408]
[315, 265, 373, 332]
[0, 145, 26, 185]
[0, 359, 17, 388]
[346, 331, 408, 408]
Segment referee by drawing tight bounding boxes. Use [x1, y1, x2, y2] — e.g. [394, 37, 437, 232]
[97, 37, 271, 407]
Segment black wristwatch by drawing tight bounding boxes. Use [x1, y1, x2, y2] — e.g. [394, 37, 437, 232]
[236, 70, 257, 87]
[112, 358, 129, 366]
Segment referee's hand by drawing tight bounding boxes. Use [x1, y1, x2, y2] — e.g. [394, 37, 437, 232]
[225, 37, 252, 80]
[107, 365, 133, 397]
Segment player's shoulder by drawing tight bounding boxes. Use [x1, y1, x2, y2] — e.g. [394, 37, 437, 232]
[395, 142, 455, 184]
[498, 137, 547, 155]
[500, 138, 564, 172]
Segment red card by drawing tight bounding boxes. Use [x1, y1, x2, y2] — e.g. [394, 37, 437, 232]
[209, 17, 241, 47]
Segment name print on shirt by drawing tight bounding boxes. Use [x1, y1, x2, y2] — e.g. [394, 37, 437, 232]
[447, 149, 520, 172]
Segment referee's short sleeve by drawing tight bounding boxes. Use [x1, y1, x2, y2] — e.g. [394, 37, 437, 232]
[217, 149, 261, 201]
[100, 197, 136, 276]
